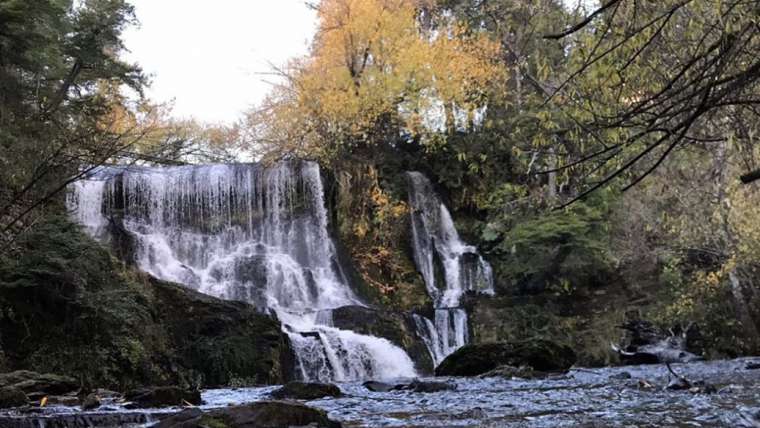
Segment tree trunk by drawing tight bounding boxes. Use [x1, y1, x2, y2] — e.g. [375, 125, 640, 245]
[728, 269, 759, 340]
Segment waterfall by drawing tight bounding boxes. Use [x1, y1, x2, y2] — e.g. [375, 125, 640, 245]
[406, 172, 494, 365]
[67, 161, 416, 382]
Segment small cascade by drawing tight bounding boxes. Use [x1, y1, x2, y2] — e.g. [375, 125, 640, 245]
[406, 171, 494, 365]
[67, 161, 416, 382]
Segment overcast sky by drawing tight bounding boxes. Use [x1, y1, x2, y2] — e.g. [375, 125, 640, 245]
[123, 1, 317, 124]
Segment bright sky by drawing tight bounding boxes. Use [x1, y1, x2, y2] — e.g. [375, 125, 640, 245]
[123, 1, 317, 125]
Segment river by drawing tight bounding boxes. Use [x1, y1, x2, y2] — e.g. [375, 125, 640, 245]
[3, 358, 760, 427]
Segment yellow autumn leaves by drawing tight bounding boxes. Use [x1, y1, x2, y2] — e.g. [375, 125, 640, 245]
[255, 0, 503, 161]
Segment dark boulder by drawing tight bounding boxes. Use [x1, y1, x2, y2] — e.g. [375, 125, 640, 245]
[156, 400, 342, 428]
[0, 412, 152, 427]
[363, 379, 455, 393]
[435, 340, 576, 376]
[152, 278, 296, 387]
[124, 386, 201, 409]
[154, 408, 204, 428]
[0, 387, 28, 408]
[400, 380, 456, 393]
[80, 393, 101, 410]
[608, 371, 633, 380]
[45, 394, 80, 406]
[270, 382, 342, 400]
[363, 381, 398, 392]
[0, 371, 78, 395]
[331, 305, 434, 374]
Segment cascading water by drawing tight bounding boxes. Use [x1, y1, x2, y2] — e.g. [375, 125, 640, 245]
[406, 172, 494, 365]
[67, 161, 416, 382]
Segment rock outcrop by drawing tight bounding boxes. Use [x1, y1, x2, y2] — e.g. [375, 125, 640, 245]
[435, 340, 576, 376]
[0, 371, 78, 396]
[0, 387, 28, 409]
[270, 382, 342, 400]
[0, 218, 294, 390]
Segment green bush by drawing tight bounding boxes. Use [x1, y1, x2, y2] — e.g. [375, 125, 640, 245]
[493, 197, 616, 294]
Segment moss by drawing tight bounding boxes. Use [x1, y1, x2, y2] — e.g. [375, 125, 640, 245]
[0, 217, 292, 390]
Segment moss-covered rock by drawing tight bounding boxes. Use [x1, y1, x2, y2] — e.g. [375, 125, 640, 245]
[0, 387, 28, 408]
[435, 340, 576, 376]
[0, 217, 294, 390]
[150, 278, 295, 387]
[0, 371, 78, 395]
[270, 382, 342, 400]
[156, 401, 343, 428]
[125, 386, 201, 408]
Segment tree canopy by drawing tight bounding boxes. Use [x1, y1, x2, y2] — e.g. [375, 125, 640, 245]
[250, 0, 503, 163]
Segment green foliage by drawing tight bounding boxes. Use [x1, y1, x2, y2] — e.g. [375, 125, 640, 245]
[0, 0, 146, 241]
[492, 194, 616, 294]
[0, 217, 290, 390]
[0, 217, 171, 389]
[650, 255, 753, 358]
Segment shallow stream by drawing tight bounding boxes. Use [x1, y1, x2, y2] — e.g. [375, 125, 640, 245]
[4, 358, 760, 427]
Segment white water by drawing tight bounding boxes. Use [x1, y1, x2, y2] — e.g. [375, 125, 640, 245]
[406, 172, 494, 365]
[67, 162, 416, 382]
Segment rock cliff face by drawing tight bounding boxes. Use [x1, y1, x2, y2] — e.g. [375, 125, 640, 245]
[0, 218, 293, 389]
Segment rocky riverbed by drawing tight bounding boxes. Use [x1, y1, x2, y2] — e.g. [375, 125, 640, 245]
[3, 358, 760, 427]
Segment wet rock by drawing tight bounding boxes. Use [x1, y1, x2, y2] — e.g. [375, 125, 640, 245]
[124, 386, 201, 408]
[459, 407, 487, 420]
[331, 305, 434, 374]
[0, 387, 28, 408]
[690, 382, 717, 394]
[152, 278, 297, 386]
[402, 380, 456, 393]
[270, 381, 342, 400]
[45, 394, 80, 406]
[154, 408, 203, 427]
[364, 379, 455, 393]
[745, 362, 760, 370]
[667, 376, 691, 390]
[81, 393, 101, 410]
[435, 340, 576, 376]
[0, 412, 152, 427]
[0, 371, 78, 395]
[609, 371, 633, 380]
[363, 381, 397, 392]
[157, 400, 342, 428]
[213, 400, 342, 428]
